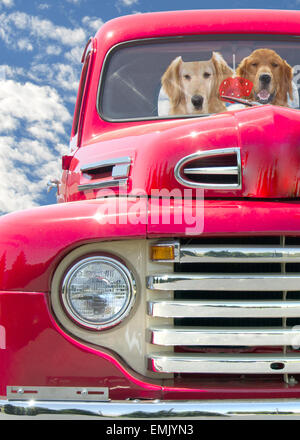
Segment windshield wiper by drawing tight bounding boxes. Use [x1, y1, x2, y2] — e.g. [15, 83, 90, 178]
[222, 95, 262, 107]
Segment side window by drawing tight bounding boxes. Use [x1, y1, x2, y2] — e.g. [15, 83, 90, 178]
[71, 38, 94, 142]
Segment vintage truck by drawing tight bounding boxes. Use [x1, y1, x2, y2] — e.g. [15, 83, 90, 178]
[3, 9, 300, 418]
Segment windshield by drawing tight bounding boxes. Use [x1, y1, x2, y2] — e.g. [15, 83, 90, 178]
[99, 37, 300, 121]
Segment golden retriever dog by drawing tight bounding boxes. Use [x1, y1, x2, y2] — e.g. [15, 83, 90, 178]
[161, 52, 233, 115]
[236, 48, 293, 106]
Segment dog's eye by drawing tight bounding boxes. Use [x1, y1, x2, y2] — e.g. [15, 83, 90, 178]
[271, 62, 278, 68]
[183, 74, 191, 80]
[203, 72, 211, 78]
[251, 63, 258, 67]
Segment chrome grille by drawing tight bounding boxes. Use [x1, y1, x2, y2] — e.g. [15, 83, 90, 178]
[146, 237, 300, 381]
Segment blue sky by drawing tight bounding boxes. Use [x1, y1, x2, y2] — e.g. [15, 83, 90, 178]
[0, 0, 299, 214]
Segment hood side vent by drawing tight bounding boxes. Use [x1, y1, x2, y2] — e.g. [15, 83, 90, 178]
[174, 148, 241, 189]
[78, 156, 131, 191]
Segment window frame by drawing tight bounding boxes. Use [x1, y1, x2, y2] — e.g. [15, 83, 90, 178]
[97, 34, 300, 123]
[71, 37, 95, 146]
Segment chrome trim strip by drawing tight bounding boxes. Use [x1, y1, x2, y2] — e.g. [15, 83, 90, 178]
[78, 178, 127, 191]
[112, 163, 131, 179]
[146, 273, 300, 291]
[184, 166, 239, 175]
[174, 148, 241, 189]
[7, 386, 109, 402]
[180, 245, 300, 263]
[148, 327, 300, 346]
[81, 156, 131, 172]
[148, 300, 300, 318]
[149, 353, 300, 374]
[5, 398, 300, 419]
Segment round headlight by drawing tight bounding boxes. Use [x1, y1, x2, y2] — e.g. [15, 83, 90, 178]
[61, 256, 136, 330]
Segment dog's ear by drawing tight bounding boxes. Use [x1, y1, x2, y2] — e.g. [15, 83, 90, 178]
[211, 52, 233, 103]
[282, 59, 293, 101]
[161, 56, 183, 107]
[236, 56, 249, 78]
[212, 52, 233, 81]
[276, 59, 294, 105]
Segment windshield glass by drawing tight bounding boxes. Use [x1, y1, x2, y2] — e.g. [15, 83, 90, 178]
[99, 37, 300, 121]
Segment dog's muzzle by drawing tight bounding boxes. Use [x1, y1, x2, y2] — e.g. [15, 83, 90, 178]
[254, 89, 275, 104]
[255, 74, 274, 104]
[191, 95, 204, 109]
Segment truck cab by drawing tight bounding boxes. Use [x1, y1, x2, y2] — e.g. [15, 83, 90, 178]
[2, 9, 300, 418]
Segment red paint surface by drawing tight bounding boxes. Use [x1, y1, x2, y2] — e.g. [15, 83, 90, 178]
[0, 199, 147, 292]
[2, 198, 300, 292]
[3, 10, 300, 399]
[2, 291, 300, 400]
[0, 292, 162, 399]
[68, 95, 300, 202]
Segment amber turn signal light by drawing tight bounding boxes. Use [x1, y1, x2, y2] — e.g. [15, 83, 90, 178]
[151, 245, 175, 261]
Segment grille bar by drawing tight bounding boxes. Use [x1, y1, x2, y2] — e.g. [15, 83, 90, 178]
[180, 245, 300, 263]
[149, 326, 300, 346]
[151, 242, 300, 263]
[147, 273, 300, 291]
[149, 353, 300, 374]
[148, 300, 300, 318]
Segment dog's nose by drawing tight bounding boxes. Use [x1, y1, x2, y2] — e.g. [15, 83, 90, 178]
[191, 95, 204, 108]
[259, 74, 271, 84]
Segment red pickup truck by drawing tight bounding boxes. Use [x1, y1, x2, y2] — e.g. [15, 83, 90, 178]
[2, 9, 300, 418]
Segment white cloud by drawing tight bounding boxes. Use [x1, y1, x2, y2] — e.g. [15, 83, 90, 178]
[0, 135, 64, 213]
[17, 39, 33, 51]
[0, 11, 107, 214]
[29, 63, 79, 91]
[0, 79, 70, 213]
[0, 80, 70, 124]
[115, 0, 139, 12]
[0, 11, 87, 49]
[64, 46, 82, 63]
[82, 16, 104, 33]
[0, 11, 105, 62]
[0, 64, 25, 82]
[0, 0, 14, 8]
[46, 45, 62, 56]
[37, 3, 50, 9]
[117, 0, 139, 6]
[32, 16, 86, 46]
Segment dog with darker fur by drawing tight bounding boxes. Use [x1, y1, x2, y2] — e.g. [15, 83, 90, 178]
[236, 48, 293, 106]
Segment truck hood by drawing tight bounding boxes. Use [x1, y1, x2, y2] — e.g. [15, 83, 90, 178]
[71, 105, 300, 200]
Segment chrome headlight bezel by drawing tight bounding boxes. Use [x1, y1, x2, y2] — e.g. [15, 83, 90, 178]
[61, 255, 136, 331]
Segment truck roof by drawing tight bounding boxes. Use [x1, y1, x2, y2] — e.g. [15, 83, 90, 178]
[95, 9, 300, 46]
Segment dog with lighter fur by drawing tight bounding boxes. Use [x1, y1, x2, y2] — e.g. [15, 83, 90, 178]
[161, 52, 233, 115]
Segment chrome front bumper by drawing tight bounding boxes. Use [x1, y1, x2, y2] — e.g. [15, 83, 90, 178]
[2, 398, 300, 419]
